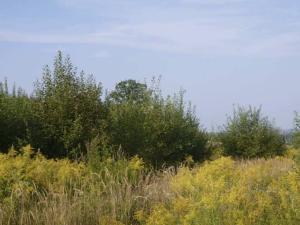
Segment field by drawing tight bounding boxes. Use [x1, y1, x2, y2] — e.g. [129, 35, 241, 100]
[2, 1, 300, 224]
[0, 146, 299, 225]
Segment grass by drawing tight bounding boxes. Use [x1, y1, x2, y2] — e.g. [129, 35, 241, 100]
[0, 145, 299, 225]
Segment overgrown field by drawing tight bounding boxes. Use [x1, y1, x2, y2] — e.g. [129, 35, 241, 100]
[0, 146, 299, 225]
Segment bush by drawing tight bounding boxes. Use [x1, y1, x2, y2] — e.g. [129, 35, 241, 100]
[0, 79, 33, 151]
[106, 80, 209, 166]
[220, 106, 286, 158]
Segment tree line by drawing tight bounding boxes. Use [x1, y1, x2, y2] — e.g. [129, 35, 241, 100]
[0, 51, 297, 166]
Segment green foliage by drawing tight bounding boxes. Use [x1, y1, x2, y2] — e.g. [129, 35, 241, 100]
[1, 51, 293, 167]
[32, 51, 103, 157]
[0, 79, 32, 151]
[1, 52, 209, 165]
[292, 112, 300, 148]
[106, 80, 208, 166]
[220, 106, 286, 158]
[108, 79, 150, 104]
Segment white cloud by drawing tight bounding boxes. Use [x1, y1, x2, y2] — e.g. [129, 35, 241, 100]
[0, 21, 238, 53]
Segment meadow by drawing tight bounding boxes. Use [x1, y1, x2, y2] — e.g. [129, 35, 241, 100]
[0, 145, 299, 225]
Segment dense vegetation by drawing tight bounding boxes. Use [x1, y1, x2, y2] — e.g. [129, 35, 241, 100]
[220, 106, 286, 158]
[0, 52, 209, 166]
[0, 146, 299, 225]
[0, 51, 290, 163]
[1, 51, 299, 224]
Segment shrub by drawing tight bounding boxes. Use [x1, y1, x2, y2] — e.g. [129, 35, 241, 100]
[106, 80, 209, 166]
[220, 106, 286, 158]
[0, 79, 33, 151]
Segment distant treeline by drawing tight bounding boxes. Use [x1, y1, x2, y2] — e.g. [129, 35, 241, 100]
[0, 51, 299, 165]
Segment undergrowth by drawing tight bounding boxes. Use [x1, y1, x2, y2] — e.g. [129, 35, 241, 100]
[0, 145, 299, 225]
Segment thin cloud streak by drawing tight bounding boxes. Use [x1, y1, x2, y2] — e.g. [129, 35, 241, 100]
[179, 0, 246, 4]
[1, 0, 300, 58]
[1, 22, 300, 58]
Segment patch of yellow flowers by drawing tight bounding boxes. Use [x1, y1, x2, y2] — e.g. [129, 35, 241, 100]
[0, 145, 299, 225]
[141, 157, 300, 225]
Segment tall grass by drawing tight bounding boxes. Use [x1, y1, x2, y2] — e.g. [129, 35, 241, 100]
[143, 157, 300, 225]
[0, 146, 173, 225]
[0, 145, 299, 225]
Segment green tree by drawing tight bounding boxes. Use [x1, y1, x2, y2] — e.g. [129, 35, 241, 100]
[108, 79, 150, 104]
[220, 106, 285, 158]
[106, 80, 209, 166]
[32, 51, 103, 158]
[0, 79, 32, 151]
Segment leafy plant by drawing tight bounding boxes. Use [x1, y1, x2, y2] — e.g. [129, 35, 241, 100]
[220, 106, 286, 158]
[32, 51, 103, 158]
[106, 81, 208, 166]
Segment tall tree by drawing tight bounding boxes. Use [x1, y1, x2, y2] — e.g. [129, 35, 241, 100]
[33, 51, 103, 157]
[108, 79, 150, 104]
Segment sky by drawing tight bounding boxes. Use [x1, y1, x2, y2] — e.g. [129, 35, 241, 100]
[0, 0, 300, 130]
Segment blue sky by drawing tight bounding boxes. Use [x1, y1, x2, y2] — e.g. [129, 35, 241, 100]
[1, 0, 300, 130]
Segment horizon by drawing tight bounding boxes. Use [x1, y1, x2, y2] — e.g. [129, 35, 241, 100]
[1, 0, 300, 130]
